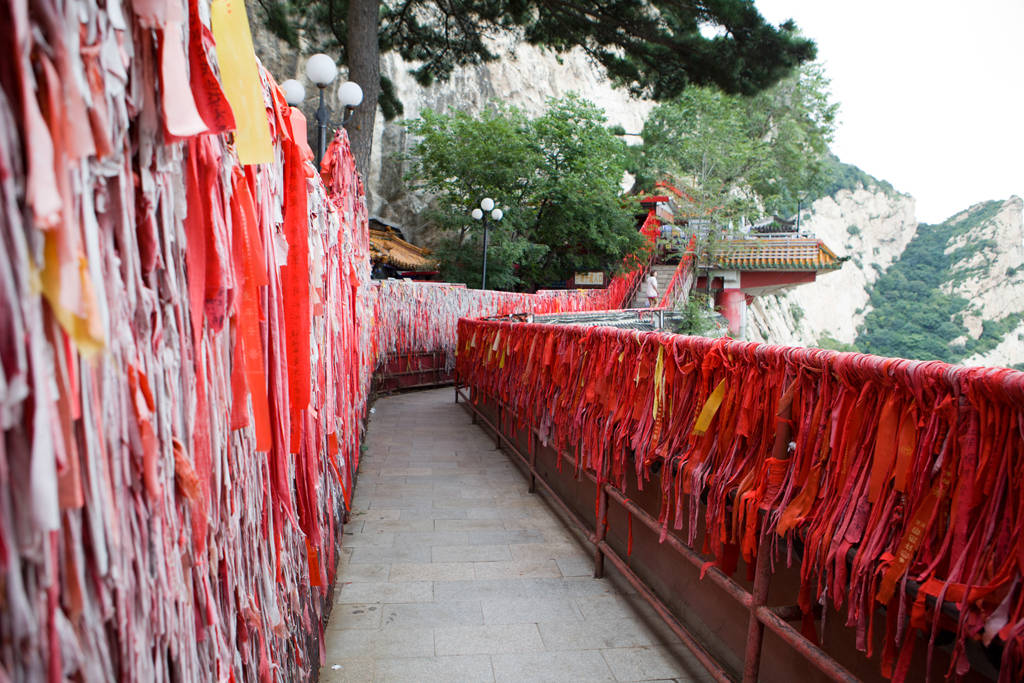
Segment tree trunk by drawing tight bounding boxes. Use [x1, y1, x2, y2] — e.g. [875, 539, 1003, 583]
[345, 0, 380, 181]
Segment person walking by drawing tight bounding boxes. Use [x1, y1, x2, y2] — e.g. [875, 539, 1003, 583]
[644, 271, 659, 307]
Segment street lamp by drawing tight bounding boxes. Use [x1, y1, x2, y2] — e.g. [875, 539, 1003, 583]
[280, 79, 305, 106]
[301, 54, 363, 169]
[471, 198, 503, 289]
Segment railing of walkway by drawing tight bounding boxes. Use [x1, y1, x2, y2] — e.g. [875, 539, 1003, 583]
[455, 319, 1024, 683]
[370, 268, 643, 391]
[658, 235, 699, 309]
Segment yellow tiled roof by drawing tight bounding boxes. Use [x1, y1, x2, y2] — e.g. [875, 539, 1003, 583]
[369, 228, 437, 271]
[707, 238, 845, 271]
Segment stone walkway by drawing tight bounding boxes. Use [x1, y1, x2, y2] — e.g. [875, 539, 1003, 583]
[322, 387, 709, 682]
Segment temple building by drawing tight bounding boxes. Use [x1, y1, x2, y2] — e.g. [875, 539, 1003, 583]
[369, 217, 439, 280]
[641, 186, 846, 336]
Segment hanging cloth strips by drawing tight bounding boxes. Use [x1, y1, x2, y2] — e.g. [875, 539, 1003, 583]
[455, 317, 1024, 683]
[209, 0, 273, 163]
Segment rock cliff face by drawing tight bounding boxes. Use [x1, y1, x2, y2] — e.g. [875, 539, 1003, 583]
[748, 194, 1024, 368]
[746, 188, 918, 347]
[946, 197, 1024, 366]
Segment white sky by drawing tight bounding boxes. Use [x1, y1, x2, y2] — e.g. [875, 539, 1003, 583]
[755, 0, 1024, 223]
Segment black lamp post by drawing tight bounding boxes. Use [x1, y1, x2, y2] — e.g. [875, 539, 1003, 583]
[471, 198, 503, 290]
[283, 54, 363, 169]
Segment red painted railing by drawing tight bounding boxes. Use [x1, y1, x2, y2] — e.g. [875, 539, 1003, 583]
[456, 319, 1024, 683]
[658, 234, 699, 308]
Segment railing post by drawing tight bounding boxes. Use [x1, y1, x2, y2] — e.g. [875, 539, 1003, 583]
[495, 401, 503, 448]
[742, 531, 773, 683]
[528, 428, 537, 493]
[593, 445, 610, 578]
[593, 483, 608, 578]
[742, 379, 795, 683]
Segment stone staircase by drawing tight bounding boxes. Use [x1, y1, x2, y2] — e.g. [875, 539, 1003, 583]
[630, 263, 682, 308]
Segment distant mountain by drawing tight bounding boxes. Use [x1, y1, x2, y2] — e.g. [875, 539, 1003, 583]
[750, 191, 1024, 369]
[857, 197, 1024, 367]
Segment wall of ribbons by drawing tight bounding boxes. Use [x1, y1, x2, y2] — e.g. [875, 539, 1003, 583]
[0, 0, 375, 679]
[370, 274, 640, 372]
[456, 319, 1024, 682]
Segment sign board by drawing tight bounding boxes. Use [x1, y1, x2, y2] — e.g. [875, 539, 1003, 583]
[573, 272, 605, 287]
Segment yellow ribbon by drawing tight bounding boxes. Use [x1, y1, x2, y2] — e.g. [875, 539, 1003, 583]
[692, 379, 727, 435]
[210, 0, 273, 164]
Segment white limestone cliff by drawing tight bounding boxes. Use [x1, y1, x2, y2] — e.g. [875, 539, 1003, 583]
[746, 188, 918, 348]
[948, 196, 1024, 367]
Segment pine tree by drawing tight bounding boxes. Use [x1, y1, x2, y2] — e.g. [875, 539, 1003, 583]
[257, 0, 815, 178]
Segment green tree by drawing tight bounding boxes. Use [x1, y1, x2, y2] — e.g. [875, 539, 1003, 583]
[257, 0, 815, 177]
[635, 63, 836, 216]
[405, 95, 644, 290]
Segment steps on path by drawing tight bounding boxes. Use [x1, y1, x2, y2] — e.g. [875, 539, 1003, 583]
[630, 263, 682, 309]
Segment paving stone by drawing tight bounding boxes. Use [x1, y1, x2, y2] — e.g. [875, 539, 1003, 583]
[337, 581, 434, 604]
[389, 562, 475, 582]
[369, 497, 436, 510]
[341, 530, 396, 548]
[333, 562, 390, 583]
[481, 598, 582, 625]
[434, 623, 544, 655]
[434, 497, 504, 509]
[575, 595, 645, 621]
[351, 509, 402, 521]
[325, 389, 698, 681]
[466, 530, 546, 545]
[319, 657, 374, 683]
[555, 555, 595, 577]
[362, 518, 435, 534]
[435, 518, 508, 532]
[379, 601, 484, 628]
[372, 655, 494, 682]
[434, 577, 613, 602]
[467, 506, 537, 520]
[325, 604, 384, 631]
[324, 626, 435, 660]
[392, 531, 470, 547]
[432, 544, 512, 562]
[347, 545, 432, 565]
[505, 516, 573, 532]
[473, 559, 562, 580]
[601, 645, 708, 682]
[509, 542, 590, 563]
[537, 617, 667, 651]
[491, 651, 615, 683]
[399, 508, 469, 520]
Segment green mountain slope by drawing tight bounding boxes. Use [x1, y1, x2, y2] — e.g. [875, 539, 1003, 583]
[856, 199, 1022, 363]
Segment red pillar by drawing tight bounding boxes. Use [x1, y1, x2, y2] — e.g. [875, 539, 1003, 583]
[716, 288, 747, 337]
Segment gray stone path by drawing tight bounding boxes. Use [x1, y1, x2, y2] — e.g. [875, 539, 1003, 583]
[322, 387, 709, 682]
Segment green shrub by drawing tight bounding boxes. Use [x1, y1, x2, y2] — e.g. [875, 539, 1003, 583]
[817, 334, 858, 352]
[789, 302, 804, 324]
[672, 293, 716, 336]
